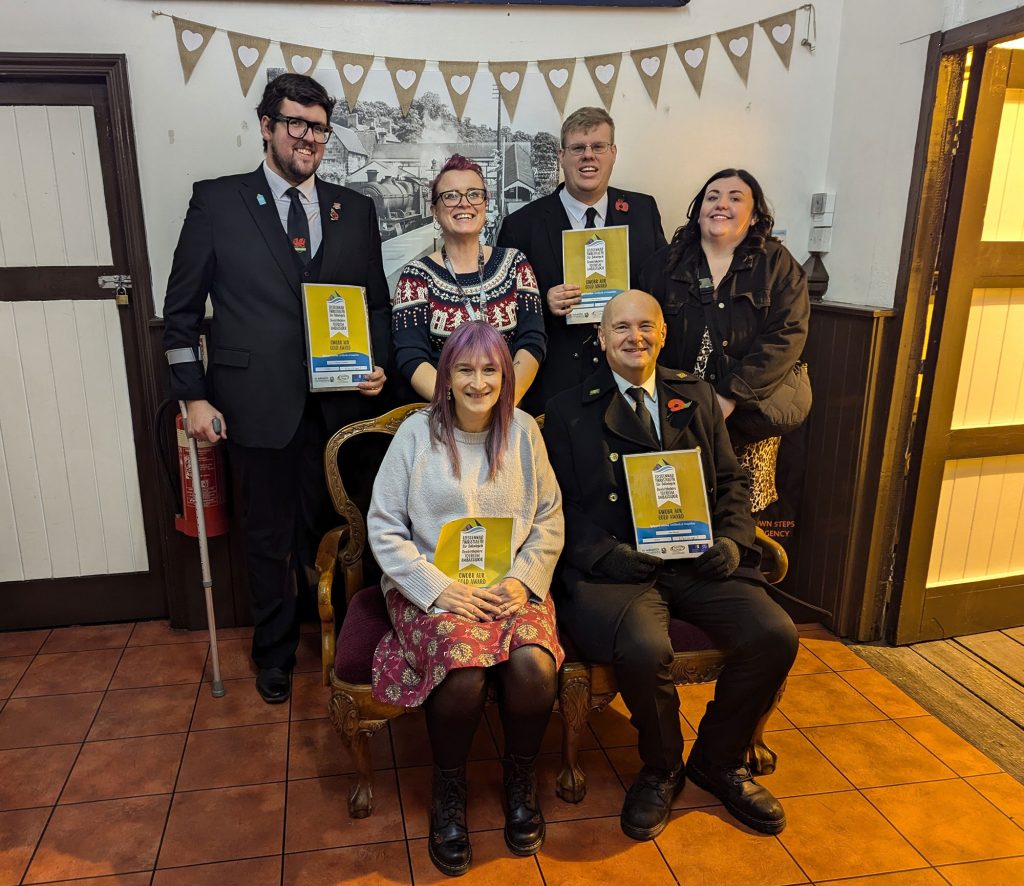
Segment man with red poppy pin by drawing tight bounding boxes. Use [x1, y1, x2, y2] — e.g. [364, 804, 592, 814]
[543, 290, 798, 841]
[498, 107, 666, 415]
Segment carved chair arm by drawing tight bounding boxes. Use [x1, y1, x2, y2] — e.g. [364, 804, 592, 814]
[316, 526, 346, 686]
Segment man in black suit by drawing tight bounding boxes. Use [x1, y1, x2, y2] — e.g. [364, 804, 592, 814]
[162, 74, 390, 703]
[497, 107, 667, 413]
[543, 290, 797, 839]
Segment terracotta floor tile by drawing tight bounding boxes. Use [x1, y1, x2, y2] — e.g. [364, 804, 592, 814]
[391, 709, 496, 768]
[398, 761, 505, 839]
[0, 655, 32, 699]
[288, 717, 393, 780]
[60, 733, 185, 803]
[201, 638, 257, 681]
[789, 642, 831, 676]
[863, 779, 1024, 865]
[606, 744, 721, 810]
[966, 773, 1024, 826]
[750, 728, 853, 798]
[294, 630, 323, 674]
[177, 723, 287, 790]
[35, 875, 153, 885]
[937, 856, 1024, 885]
[128, 620, 210, 646]
[290, 670, 329, 720]
[13, 648, 122, 697]
[409, 829, 544, 884]
[0, 629, 50, 658]
[538, 748, 626, 822]
[282, 842, 412, 885]
[537, 816, 676, 885]
[152, 855, 282, 885]
[0, 692, 103, 749]
[25, 794, 170, 883]
[0, 807, 50, 884]
[109, 643, 208, 690]
[190, 677, 289, 730]
[803, 721, 956, 789]
[777, 790, 927, 880]
[895, 717, 1000, 777]
[0, 744, 79, 810]
[158, 782, 285, 868]
[285, 770, 404, 852]
[657, 806, 808, 885]
[778, 673, 887, 728]
[799, 636, 871, 671]
[88, 683, 199, 740]
[813, 871, 947, 885]
[40, 624, 134, 654]
[840, 668, 929, 719]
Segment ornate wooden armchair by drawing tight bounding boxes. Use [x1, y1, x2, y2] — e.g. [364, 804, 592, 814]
[317, 403, 789, 817]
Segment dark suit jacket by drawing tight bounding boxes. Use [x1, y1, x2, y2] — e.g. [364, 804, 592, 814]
[497, 184, 667, 414]
[162, 166, 391, 449]
[542, 363, 759, 660]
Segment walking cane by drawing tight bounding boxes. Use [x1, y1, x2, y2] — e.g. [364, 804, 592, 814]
[179, 401, 226, 698]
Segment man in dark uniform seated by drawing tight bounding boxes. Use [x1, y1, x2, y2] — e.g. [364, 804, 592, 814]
[542, 290, 798, 839]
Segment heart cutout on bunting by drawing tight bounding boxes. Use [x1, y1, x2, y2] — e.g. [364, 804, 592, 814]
[548, 68, 569, 88]
[227, 31, 270, 95]
[640, 56, 661, 77]
[281, 43, 322, 78]
[396, 69, 417, 90]
[489, 61, 528, 121]
[595, 63, 615, 84]
[760, 10, 798, 69]
[585, 53, 621, 110]
[772, 23, 792, 44]
[343, 64, 364, 84]
[718, 24, 755, 84]
[237, 46, 259, 68]
[385, 57, 425, 115]
[291, 55, 313, 74]
[631, 45, 668, 107]
[450, 75, 471, 95]
[181, 30, 204, 52]
[440, 61, 478, 120]
[334, 51, 373, 111]
[538, 57, 575, 115]
[499, 70, 520, 90]
[728, 37, 750, 58]
[674, 35, 711, 97]
[684, 48, 704, 68]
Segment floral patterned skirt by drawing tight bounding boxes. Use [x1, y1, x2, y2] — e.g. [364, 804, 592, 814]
[371, 588, 565, 707]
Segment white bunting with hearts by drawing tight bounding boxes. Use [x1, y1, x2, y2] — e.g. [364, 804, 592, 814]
[281, 42, 322, 77]
[673, 34, 712, 97]
[630, 45, 668, 107]
[439, 61, 479, 121]
[760, 10, 798, 69]
[227, 31, 271, 96]
[385, 57, 425, 116]
[537, 58, 576, 118]
[488, 61, 529, 122]
[172, 17, 216, 84]
[584, 52, 622, 111]
[331, 51, 374, 112]
[717, 23, 756, 86]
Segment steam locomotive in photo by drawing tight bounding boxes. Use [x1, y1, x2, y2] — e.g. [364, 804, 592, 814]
[348, 170, 431, 240]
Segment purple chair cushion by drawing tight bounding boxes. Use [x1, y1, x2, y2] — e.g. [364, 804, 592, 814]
[333, 586, 390, 684]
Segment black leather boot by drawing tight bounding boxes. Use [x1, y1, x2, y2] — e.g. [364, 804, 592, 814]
[429, 765, 471, 876]
[620, 763, 685, 841]
[502, 755, 545, 856]
[686, 743, 786, 834]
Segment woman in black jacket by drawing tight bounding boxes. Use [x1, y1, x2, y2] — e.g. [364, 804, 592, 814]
[639, 169, 809, 512]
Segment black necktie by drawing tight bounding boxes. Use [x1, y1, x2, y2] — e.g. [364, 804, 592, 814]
[626, 386, 659, 443]
[286, 187, 311, 266]
[584, 206, 598, 229]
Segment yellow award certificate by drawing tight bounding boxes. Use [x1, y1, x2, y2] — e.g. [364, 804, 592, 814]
[301, 283, 374, 391]
[561, 224, 630, 325]
[622, 450, 713, 559]
[433, 517, 514, 588]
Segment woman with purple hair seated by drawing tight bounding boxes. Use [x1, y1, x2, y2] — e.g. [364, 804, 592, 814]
[367, 320, 564, 876]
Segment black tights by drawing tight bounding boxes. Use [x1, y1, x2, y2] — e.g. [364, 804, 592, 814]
[424, 645, 557, 769]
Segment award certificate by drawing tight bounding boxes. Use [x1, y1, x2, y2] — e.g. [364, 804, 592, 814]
[302, 283, 374, 391]
[433, 517, 514, 588]
[561, 225, 630, 325]
[623, 449, 713, 559]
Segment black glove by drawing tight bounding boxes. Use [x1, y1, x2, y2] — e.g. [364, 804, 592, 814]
[694, 538, 741, 579]
[596, 544, 663, 583]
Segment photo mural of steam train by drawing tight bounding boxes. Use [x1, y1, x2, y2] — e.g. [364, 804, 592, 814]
[348, 169, 431, 240]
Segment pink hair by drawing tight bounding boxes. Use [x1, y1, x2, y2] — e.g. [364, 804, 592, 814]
[429, 321, 515, 481]
[430, 154, 486, 202]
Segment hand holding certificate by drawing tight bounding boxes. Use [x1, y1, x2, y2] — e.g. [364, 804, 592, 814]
[431, 517, 516, 617]
[561, 225, 631, 324]
[302, 283, 375, 391]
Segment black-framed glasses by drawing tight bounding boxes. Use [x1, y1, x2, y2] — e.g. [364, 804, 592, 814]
[434, 188, 488, 207]
[563, 141, 612, 156]
[270, 115, 332, 144]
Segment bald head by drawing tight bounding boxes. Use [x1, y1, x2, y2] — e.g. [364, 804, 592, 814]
[598, 290, 667, 385]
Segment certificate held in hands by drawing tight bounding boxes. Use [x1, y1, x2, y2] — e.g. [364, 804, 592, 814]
[433, 517, 514, 587]
[302, 283, 374, 391]
[623, 450, 713, 559]
[561, 225, 630, 325]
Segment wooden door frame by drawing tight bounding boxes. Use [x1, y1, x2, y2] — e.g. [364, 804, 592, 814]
[0, 53, 176, 626]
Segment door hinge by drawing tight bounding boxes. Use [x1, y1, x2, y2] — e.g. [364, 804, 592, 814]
[98, 274, 132, 306]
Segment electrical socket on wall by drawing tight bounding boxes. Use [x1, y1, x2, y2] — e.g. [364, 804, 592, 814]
[808, 226, 833, 252]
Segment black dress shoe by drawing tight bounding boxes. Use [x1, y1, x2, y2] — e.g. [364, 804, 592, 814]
[502, 755, 545, 856]
[686, 744, 786, 834]
[429, 765, 471, 877]
[620, 763, 685, 841]
[255, 667, 291, 704]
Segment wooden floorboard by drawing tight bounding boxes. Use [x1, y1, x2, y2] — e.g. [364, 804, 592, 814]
[956, 630, 1024, 684]
[1003, 625, 1024, 645]
[852, 643, 1024, 782]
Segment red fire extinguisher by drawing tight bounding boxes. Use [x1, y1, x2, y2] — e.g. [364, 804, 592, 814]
[174, 412, 229, 538]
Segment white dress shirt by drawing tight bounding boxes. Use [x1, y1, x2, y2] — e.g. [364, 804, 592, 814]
[611, 369, 660, 444]
[262, 160, 322, 258]
[559, 188, 609, 230]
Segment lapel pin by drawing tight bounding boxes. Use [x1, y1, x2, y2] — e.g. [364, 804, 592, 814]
[667, 398, 690, 412]
[330, 201, 341, 221]
[615, 197, 629, 213]
[257, 193, 267, 206]
[589, 388, 601, 395]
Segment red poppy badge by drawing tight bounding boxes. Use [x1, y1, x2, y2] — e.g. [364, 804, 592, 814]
[615, 197, 629, 213]
[330, 202, 341, 221]
[667, 398, 689, 412]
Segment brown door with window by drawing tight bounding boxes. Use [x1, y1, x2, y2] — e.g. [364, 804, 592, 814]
[0, 55, 167, 629]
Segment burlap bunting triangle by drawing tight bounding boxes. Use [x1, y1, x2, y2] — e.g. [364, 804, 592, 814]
[489, 61, 528, 122]
[673, 35, 711, 97]
[227, 31, 271, 96]
[630, 45, 668, 107]
[281, 42, 323, 76]
[584, 53, 621, 111]
[332, 52, 373, 112]
[759, 10, 797, 69]
[171, 17, 215, 84]
[385, 57, 425, 116]
[439, 61, 479, 121]
[717, 23, 756, 86]
[537, 58, 575, 118]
